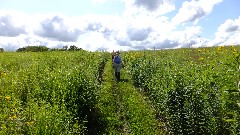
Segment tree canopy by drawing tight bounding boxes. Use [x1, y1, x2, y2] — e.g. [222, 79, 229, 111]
[0, 48, 4, 52]
[16, 46, 49, 52]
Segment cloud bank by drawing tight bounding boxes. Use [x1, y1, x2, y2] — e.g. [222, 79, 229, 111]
[0, 14, 26, 37]
[172, 0, 223, 24]
[0, 0, 239, 52]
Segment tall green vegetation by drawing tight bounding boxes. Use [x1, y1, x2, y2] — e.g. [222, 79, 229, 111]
[1, 45, 240, 134]
[123, 46, 240, 134]
[0, 51, 108, 134]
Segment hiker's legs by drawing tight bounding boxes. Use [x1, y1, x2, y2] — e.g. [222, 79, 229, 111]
[114, 64, 118, 80]
[116, 65, 121, 81]
[115, 71, 118, 79]
[114, 63, 121, 81]
[117, 72, 120, 80]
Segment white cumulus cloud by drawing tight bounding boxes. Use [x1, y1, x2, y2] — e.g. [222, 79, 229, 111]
[123, 0, 175, 17]
[0, 11, 26, 37]
[35, 16, 82, 42]
[172, 0, 223, 25]
[209, 16, 240, 46]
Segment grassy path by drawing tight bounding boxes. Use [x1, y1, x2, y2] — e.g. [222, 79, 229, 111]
[97, 59, 163, 134]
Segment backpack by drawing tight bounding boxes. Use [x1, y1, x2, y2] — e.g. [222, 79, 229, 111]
[114, 56, 121, 64]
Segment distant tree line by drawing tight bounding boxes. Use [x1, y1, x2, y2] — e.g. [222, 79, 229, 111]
[0, 48, 4, 53]
[17, 46, 49, 52]
[49, 45, 83, 51]
[16, 45, 83, 52]
[68, 45, 83, 51]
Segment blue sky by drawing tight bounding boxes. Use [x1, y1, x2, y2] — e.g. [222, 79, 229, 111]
[0, 0, 240, 51]
[199, 0, 240, 38]
[0, 0, 125, 16]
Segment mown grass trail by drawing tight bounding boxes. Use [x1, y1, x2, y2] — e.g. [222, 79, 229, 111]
[97, 59, 163, 134]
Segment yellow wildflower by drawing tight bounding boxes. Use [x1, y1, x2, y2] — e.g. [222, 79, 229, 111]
[217, 46, 224, 51]
[26, 121, 34, 126]
[1, 72, 6, 77]
[9, 115, 17, 120]
[233, 48, 237, 52]
[197, 49, 202, 52]
[199, 57, 204, 60]
[5, 95, 11, 101]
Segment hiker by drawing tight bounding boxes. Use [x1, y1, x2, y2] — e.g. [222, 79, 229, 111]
[113, 51, 122, 81]
[111, 50, 115, 63]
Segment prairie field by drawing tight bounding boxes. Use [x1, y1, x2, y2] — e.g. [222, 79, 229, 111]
[0, 46, 240, 134]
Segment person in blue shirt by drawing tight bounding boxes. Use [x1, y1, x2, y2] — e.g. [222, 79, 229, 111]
[113, 51, 122, 81]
